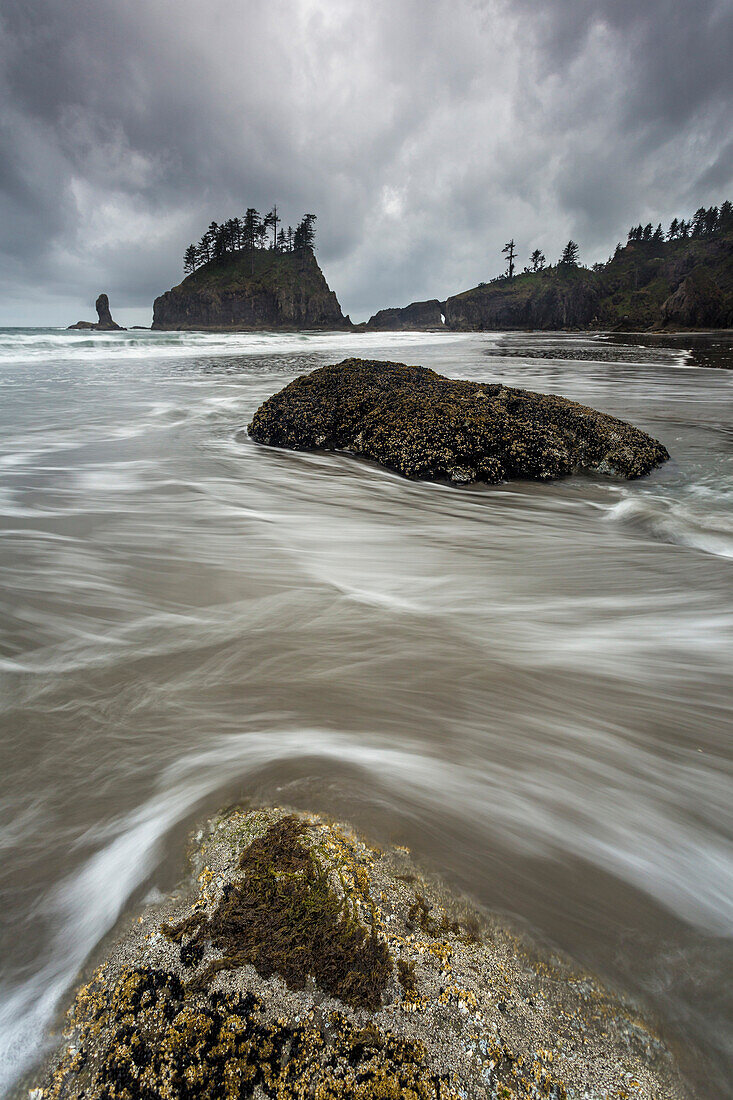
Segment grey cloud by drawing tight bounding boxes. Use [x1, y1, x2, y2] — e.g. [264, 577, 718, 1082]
[0, 0, 731, 324]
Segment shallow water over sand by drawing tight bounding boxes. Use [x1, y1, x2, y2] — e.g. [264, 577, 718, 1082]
[0, 328, 731, 1095]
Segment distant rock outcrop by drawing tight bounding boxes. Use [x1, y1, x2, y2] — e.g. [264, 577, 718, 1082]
[446, 272, 600, 331]
[660, 268, 729, 328]
[248, 358, 669, 484]
[152, 250, 348, 330]
[366, 299, 445, 329]
[68, 293, 125, 331]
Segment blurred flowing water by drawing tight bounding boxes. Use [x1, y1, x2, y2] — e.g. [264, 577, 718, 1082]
[0, 327, 731, 1095]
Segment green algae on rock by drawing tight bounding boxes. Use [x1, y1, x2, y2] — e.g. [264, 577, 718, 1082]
[247, 359, 669, 484]
[163, 815, 390, 1009]
[33, 808, 689, 1100]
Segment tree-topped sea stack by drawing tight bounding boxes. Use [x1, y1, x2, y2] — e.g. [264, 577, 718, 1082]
[153, 209, 348, 330]
[248, 358, 669, 484]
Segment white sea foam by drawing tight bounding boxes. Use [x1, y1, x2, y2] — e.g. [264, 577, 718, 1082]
[602, 491, 733, 560]
[0, 327, 474, 367]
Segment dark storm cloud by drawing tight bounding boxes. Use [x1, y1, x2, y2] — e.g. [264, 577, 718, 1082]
[0, 0, 731, 324]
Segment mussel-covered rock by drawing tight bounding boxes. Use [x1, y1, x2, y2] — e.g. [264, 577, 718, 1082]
[33, 808, 689, 1100]
[247, 358, 669, 483]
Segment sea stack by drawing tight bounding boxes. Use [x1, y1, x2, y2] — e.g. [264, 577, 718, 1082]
[152, 249, 348, 330]
[68, 293, 125, 331]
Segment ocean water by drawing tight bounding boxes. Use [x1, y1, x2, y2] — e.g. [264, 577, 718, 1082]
[0, 327, 731, 1096]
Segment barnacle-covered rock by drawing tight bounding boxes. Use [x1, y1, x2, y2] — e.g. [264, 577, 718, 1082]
[247, 358, 670, 483]
[33, 808, 688, 1099]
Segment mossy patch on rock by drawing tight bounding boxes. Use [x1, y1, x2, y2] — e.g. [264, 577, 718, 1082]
[163, 815, 390, 1010]
[247, 358, 669, 484]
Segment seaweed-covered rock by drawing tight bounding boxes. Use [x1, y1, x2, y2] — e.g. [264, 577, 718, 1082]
[248, 358, 669, 483]
[34, 808, 689, 1100]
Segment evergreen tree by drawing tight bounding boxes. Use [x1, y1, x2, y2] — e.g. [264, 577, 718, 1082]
[667, 218, 679, 239]
[502, 238, 516, 279]
[213, 223, 227, 257]
[559, 240, 580, 266]
[692, 207, 707, 236]
[294, 213, 317, 251]
[704, 206, 719, 234]
[197, 230, 212, 263]
[265, 206, 280, 249]
[286, 226, 294, 251]
[207, 221, 220, 250]
[529, 248, 545, 272]
[243, 208, 261, 252]
[642, 223, 653, 241]
[184, 244, 198, 274]
[652, 223, 664, 242]
[720, 200, 733, 232]
[277, 228, 287, 252]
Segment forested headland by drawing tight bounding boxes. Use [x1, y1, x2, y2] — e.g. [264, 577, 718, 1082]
[443, 199, 733, 331]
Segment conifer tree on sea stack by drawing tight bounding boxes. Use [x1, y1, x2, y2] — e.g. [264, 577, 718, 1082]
[559, 240, 580, 267]
[293, 214, 317, 251]
[265, 206, 280, 250]
[184, 244, 198, 274]
[720, 200, 733, 232]
[530, 248, 546, 272]
[502, 239, 516, 279]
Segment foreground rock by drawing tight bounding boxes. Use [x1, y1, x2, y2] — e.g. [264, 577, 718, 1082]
[152, 250, 348, 330]
[35, 808, 688, 1099]
[68, 293, 125, 331]
[248, 359, 669, 483]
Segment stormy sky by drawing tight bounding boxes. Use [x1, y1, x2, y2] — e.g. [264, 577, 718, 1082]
[1, 0, 731, 325]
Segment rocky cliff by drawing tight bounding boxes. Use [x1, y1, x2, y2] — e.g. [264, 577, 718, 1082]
[660, 268, 728, 327]
[152, 249, 348, 330]
[445, 231, 733, 331]
[366, 298, 445, 329]
[446, 270, 599, 330]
